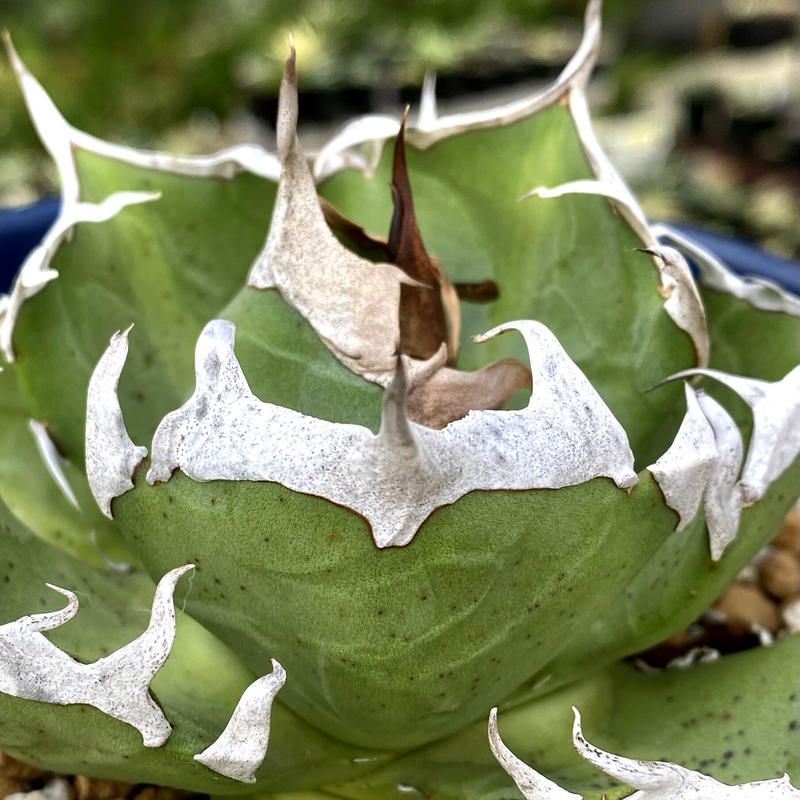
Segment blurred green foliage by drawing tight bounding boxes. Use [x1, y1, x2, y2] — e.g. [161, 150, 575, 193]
[0, 0, 636, 147]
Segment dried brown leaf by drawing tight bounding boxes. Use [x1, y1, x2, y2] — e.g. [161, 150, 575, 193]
[454, 280, 500, 302]
[388, 109, 457, 361]
[408, 358, 531, 430]
[319, 196, 388, 257]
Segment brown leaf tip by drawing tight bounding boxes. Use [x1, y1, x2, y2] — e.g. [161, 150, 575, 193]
[285, 39, 297, 84]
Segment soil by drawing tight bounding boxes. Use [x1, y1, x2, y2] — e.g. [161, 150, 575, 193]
[634, 507, 800, 668]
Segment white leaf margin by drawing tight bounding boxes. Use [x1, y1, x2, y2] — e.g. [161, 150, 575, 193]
[647, 358, 800, 561]
[646, 384, 745, 561]
[89, 316, 637, 549]
[0, 562, 287, 780]
[311, 0, 710, 367]
[651, 223, 800, 318]
[85, 326, 148, 518]
[194, 659, 286, 783]
[28, 419, 80, 510]
[0, 564, 192, 747]
[661, 365, 800, 511]
[0, 33, 280, 363]
[489, 706, 800, 799]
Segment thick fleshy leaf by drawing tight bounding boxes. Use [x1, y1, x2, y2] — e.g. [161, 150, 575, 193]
[114, 452, 676, 749]
[0, 498, 394, 793]
[0, 362, 134, 567]
[11, 147, 277, 465]
[568, 707, 799, 799]
[4, 46, 397, 474]
[316, 3, 700, 467]
[319, 105, 694, 468]
[132, 318, 636, 548]
[700, 285, 800, 383]
[529, 454, 800, 695]
[693, 273, 800, 451]
[320, 636, 800, 800]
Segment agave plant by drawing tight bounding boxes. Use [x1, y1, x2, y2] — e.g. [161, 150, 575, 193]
[1, 3, 799, 799]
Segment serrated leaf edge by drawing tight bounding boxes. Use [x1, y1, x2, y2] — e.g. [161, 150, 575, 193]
[0, 564, 192, 747]
[489, 705, 800, 799]
[108, 316, 639, 548]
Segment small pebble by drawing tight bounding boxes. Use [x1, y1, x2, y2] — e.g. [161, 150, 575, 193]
[735, 563, 758, 584]
[772, 508, 800, 554]
[73, 777, 133, 800]
[782, 598, 800, 634]
[0, 755, 44, 782]
[130, 787, 179, 800]
[713, 583, 781, 633]
[759, 548, 800, 601]
[0, 777, 24, 800]
[8, 777, 73, 800]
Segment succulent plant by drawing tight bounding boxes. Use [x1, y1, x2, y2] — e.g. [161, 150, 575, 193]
[1, 2, 799, 799]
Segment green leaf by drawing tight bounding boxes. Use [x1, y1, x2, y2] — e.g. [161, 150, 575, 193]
[319, 106, 696, 466]
[592, 637, 800, 795]
[0, 498, 393, 793]
[11, 148, 277, 465]
[701, 288, 800, 381]
[217, 287, 382, 429]
[319, 635, 800, 799]
[699, 286, 800, 443]
[0, 362, 133, 566]
[114, 467, 676, 750]
[529, 454, 800, 694]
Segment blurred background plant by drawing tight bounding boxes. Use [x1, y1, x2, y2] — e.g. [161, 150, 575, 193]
[1, 0, 798, 256]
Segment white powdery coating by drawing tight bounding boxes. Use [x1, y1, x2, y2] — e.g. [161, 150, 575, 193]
[247, 51, 410, 386]
[488, 707, 582, 800]
[571, 707, 800, 799]
[652, 223, 800, 318]
[666, 366, 800, 509]
[648, 384, 747, 560]
[648, 384, 717, 532]
[194, 659, 286, 783]
[86, 328, 148, 518]
[28, 420, 79, 509]
[695, 392, 743, 561]
[0, 565, 193, 747]
[145, 317, 636, 549]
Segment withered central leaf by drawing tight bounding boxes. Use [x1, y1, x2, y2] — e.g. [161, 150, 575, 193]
[319, 110, 530, 429]
[388, 111, 458, 362]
